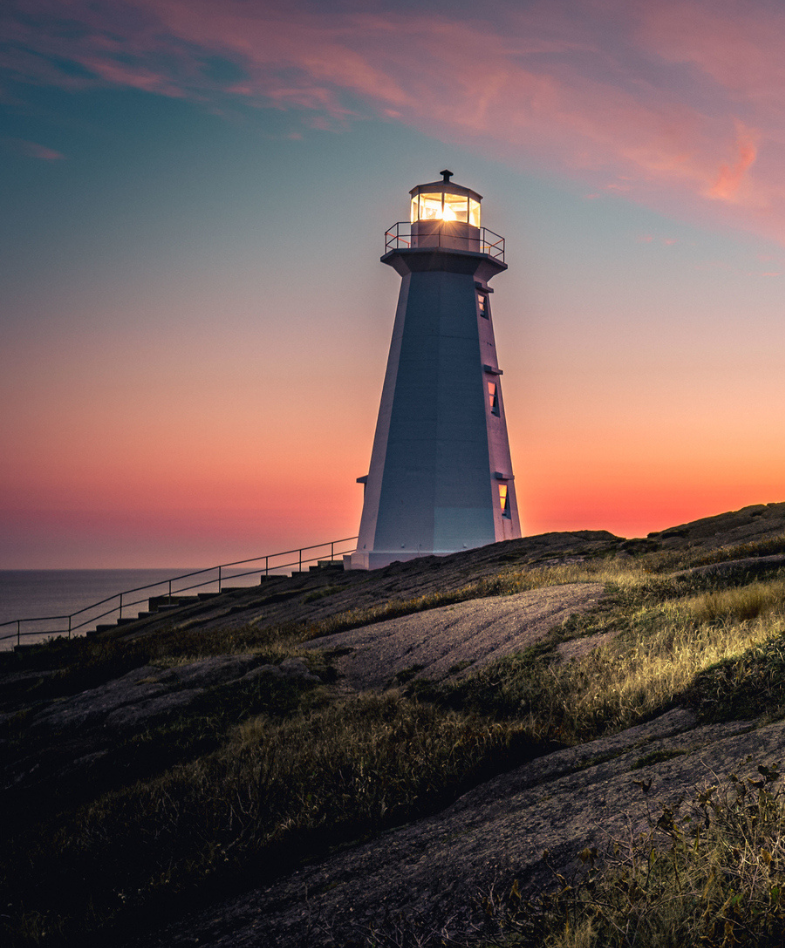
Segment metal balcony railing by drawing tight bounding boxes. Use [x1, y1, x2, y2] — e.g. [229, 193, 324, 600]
[0, 536, 358, 650]
[384, 223, 505, 262]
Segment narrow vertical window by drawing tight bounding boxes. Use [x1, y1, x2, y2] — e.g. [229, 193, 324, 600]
[499, 483, 510, 517]
[487, 381, 500, 416]
[477, 292, 488, 318]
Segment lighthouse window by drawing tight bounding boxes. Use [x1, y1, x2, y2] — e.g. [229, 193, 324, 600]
[499, 483, 511, 517]
[488, 381, 500, 415]
[443, 193, 469, 223]
[412, 192, 476, 224]
[417, 193, 445, 221]
[477, 293, 488, 317]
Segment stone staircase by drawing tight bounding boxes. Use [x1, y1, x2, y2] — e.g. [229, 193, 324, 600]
[87, 559, 346, 635]
[2, 541, 354, 658]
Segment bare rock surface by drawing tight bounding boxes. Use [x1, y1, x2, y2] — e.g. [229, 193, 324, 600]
[127, 709, 785, 948]
[673, 553, 785, 579]
[30, 655, 265, 734]
[306, 584, 604, 689]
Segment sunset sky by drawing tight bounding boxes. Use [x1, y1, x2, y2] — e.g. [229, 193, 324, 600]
[2, 0, 785, 568]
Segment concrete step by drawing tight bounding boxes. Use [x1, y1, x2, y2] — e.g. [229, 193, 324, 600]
[317, 559, 345, 570]
[116, 617, 137, 626]
[197, 592, 220, 601]
[309, 560, 345, 572]
[148, 595, 200, 611]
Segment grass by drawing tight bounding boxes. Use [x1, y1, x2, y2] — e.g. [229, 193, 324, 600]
[408, 573, 785, 744]
[683, 579, 785, 623]
[2, 692, 544, 945]
[485, 767, 785, 948]
[5, 538, 785, 946]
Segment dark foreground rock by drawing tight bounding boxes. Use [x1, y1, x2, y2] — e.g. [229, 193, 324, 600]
[126, 708, 783, 948]
[0, 655, 318, 801]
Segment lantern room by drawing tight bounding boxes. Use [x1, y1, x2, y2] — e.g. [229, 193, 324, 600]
[406, 170, 486, 253]
[409, 170, 482, 227]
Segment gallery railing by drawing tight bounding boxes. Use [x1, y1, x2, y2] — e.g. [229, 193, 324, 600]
[0, 536, 358, 650]
[384, 222, 505, 262]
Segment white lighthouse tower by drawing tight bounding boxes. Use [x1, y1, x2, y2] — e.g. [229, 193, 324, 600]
[349, 171, 521, 570]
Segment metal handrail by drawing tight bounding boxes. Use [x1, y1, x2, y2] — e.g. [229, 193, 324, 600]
[0, 536, 358, 648]
[384, 222, 506, 262]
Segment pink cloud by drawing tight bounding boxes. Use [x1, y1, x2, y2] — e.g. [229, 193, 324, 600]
[8, 138, 65, 160]
[707, 121, 759, 201]
[6, 0, 785, 242]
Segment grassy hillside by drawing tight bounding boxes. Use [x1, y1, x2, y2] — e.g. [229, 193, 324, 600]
[3, 504, 785, 946]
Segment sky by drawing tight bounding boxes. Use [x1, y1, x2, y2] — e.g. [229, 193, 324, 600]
[2, 0, 785, 568]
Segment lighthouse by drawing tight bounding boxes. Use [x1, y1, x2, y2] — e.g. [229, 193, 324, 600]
[349, 171, 521, 570]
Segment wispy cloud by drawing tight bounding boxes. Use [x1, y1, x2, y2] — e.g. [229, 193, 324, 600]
[5, 0, 785, 241]
[6, 138, 65, 160]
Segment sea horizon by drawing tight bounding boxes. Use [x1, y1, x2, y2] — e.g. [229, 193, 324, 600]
[0, 567, 258, 650]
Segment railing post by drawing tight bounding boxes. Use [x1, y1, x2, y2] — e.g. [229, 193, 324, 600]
[17, 620, 20, 647]
[265, 555, 269, 577]
[299, 548, 302, 572]
[68, 616, 72, 640]
[168, 579, 172, 602]
[218, 565, 222, 592]
[119, 593, 123, 620]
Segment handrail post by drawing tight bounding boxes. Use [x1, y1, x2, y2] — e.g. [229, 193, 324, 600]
[17, 620, 20, 647]
[68, 616, 72, 640]
[168, 579, 172, 602]
[218, 565, 222, 592]
[331, 541, 334, 562]
[265, 555, 269, 577]
[299, 548, 302, 572]
[119, 593, 123, 620]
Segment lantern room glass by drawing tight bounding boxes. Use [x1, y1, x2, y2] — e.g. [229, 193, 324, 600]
[410, 192, 481, 227]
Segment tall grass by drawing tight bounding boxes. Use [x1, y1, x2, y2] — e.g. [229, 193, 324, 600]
[3, 693, 542, 945]
[490, 768, 785, 948]
[428, 582, 785, 744]
[683, 579, 785, 623]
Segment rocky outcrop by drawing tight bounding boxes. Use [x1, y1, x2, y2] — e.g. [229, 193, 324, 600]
[0, 655, 320, 800]
[307, 584, 604, 688]
[128, 708, 784, 948]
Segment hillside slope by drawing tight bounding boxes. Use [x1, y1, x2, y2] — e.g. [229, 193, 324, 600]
[3, 503, 785, 947]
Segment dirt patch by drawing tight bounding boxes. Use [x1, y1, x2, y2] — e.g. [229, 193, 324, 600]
[306, 583, 604, 689]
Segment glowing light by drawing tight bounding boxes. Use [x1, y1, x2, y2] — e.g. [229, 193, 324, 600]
[410, 191, 481, 226]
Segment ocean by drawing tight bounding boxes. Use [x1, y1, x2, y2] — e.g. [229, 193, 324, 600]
[0, 567, 259, 651]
